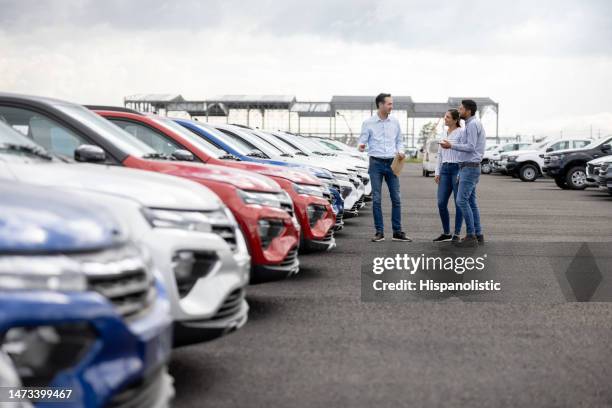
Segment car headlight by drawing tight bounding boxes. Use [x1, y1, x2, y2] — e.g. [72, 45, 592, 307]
[293, 183, 325, 198]
[0, 256, 87, 291]
[142, 207, 229, 231]
[237, 190, 282, 208]
[550, 155, 562, 161]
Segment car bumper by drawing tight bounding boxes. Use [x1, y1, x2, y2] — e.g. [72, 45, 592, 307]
[505, 162, 518, 173]
[0, 280, 174, 408]
[252, 246, 300, 282]
[542, 163, 562, 176]
[290, 190, 336, 251]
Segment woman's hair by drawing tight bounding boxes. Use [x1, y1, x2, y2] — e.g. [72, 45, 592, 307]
[448, 109, 461, 127]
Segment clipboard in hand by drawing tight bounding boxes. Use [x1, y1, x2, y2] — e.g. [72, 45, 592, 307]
[391, 154, 405, 176]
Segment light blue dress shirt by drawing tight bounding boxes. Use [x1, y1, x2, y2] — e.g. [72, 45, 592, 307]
[358, 114, 404, 159]
[451, 116, 486, 163]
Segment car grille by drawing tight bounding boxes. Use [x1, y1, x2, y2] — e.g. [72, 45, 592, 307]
[87, 268, 154, 319]
[321, 227, 334, 243]
[212, 225, 237, 252]
[210, 288, 245, 321]
[279, 247, 298, 267]
[107, 368, 173, 408]
[599, 164, 609, 187]
[82, 246, 155, 319]
[280, 201, 294, 217]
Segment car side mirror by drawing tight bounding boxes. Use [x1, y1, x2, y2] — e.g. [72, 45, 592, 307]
[545, 147, 554, 153]
[602, 143, 611, 152]
[74, 144, 106, 163]
[172, 149, 194, 161]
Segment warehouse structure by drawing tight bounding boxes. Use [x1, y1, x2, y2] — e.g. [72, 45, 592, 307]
[124, 94, 500, 145]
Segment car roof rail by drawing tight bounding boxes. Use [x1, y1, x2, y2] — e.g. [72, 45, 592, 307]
[85, 105, 143, 115]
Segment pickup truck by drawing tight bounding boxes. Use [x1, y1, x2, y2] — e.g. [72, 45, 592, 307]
[543, 136, 612, 189]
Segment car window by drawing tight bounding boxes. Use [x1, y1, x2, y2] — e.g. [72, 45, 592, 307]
[110, 119, 181, 156]
[501, 144, 514, 152]
[550, 141, 570, 151]
[0, 105, 88, 158]
[573, 140, 590, 148]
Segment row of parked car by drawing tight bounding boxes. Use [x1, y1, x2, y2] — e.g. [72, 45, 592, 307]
[482, 135, 612, 194]
[0, 92, 371, 407]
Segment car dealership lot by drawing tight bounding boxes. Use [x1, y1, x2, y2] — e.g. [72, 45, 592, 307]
[171, 164, 612, 408]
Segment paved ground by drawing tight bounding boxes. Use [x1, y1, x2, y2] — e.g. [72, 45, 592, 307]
[171, 164, 612, 408]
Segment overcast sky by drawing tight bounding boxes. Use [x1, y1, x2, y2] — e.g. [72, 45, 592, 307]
[1, 0, 611, 138]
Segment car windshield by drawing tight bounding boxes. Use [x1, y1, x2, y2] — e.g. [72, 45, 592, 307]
[296, 136, 333, 154]
[0, 120, 54, 160]
[276, 133, 314, 155]
[54, 104, 156, 157]
[267, 133, 303, 154]
[249, 130, 297, 155]
[208, 126, 262, 155]
[155, 117, 228, 158]
[316, 139, 342, 151]
[243, 130, 286, 155]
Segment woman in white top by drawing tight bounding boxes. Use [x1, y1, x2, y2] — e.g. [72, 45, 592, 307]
[433, 109, 463, 242]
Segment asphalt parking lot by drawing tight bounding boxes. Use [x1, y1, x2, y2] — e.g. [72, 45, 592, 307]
[171, 164, 612, 408]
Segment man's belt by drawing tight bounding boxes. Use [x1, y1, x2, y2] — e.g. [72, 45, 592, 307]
[459, 162, 481, 168]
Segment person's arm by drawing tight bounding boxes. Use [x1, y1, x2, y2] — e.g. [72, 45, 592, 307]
[450, 123, 477, 153]
[395, 121, 404, 155]
[357, 121, 369, 151]
[435, 150, 442, 176]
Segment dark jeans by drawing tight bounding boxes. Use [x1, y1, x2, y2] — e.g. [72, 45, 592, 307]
[456, 165, 482, 236]
[437, 163, 462, 236]
[368, 157, 401, 234]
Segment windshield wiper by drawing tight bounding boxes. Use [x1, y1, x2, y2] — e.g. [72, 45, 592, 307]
[219, 153, 240, 161]
[142, 153, 173, 160]
[247, 152, 267, 159]
[295, 151, 308, 156]
[280, 153, 294, 158]
[0, 143, 53, 160]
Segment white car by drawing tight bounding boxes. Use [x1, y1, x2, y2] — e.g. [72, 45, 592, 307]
[0, 131, 250, 345]
[586, 155, 612, 187]
[311, 137, 368, 162]
[502, 138, 592, 181]
[422, 139, 439, 177]
[482, 142, 532, 174]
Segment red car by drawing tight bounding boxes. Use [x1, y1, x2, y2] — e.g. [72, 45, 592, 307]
[92, 108, 336, 253]
[0, 94, 299, 282]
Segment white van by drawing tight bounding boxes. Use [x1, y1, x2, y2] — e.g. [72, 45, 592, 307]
[422, 139, 439, 177]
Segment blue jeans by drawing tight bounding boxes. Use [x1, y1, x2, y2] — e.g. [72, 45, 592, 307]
[368, 157, 401, 234]
[456, 166, 482, 236]
[437, 163, 462, 236]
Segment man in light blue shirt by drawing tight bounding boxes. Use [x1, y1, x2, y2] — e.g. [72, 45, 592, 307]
[358, 93, 410, 242]
[440, 99, 486, 247]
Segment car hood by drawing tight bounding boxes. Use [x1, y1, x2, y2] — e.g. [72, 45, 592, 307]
[587, 155, 612, 165]
[141, 159, 282, 192]
[283, 155, 352, 173]
[0, 181, 125, 253]
[510, 149, 540, 157]
[0, 158, 222, 211]
[225, 160, 321, 185]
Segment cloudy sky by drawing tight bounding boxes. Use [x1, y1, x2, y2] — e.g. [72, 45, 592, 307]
[1, 0, 611, 138]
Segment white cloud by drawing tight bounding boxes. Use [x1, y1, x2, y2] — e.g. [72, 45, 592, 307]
[0, 6, 611, 139]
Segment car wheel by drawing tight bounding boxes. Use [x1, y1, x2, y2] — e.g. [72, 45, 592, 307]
[565, 166, 587, 190]
[424, 170, 430, 177]
[519, 164, 538, 182]
[422, 169, 426, 176]
[554, 176, 570, 189]
[481, 162, 492, 174]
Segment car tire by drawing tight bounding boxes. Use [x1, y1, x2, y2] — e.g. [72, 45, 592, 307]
[481, 161, 492, 174]
[424, 170, 430, 177]
[422, 169, 426, 177]
[519, 164, 538, 182]
[565, 166, 587, 190]
[554, 176, 570, 189]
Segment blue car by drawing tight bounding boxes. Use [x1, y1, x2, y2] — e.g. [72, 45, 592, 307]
[175, 118, 345, 219]
[0, 182, 174, 407]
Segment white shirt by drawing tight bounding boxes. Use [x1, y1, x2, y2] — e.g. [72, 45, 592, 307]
[435, 127, 462, 176]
